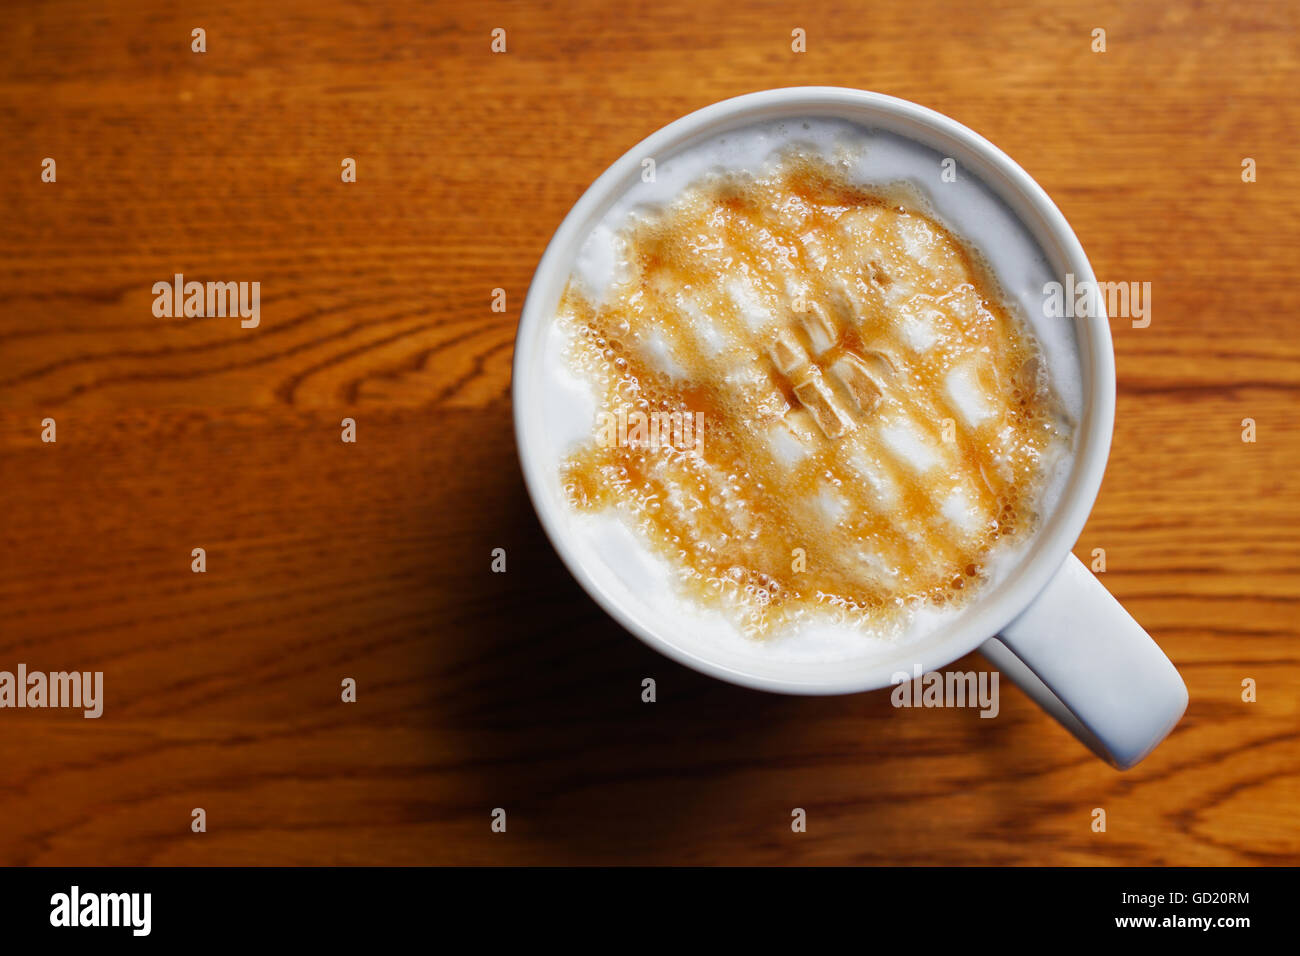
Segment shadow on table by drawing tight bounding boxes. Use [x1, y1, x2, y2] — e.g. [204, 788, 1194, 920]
[422, 405, 899, 863]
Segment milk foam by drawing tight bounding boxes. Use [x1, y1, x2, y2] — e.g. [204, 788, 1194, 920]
[547, 118, 1082, 664]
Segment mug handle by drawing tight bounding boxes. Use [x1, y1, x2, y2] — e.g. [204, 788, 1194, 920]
[978, 554, 1187, 769]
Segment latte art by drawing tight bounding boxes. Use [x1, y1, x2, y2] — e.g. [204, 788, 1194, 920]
[558, 150, 1070, 638]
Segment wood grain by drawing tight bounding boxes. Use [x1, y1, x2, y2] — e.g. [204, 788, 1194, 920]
[0, 0, 1297, 865]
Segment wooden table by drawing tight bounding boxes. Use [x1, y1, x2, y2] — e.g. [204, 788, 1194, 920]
[1, 0, 1296, 866]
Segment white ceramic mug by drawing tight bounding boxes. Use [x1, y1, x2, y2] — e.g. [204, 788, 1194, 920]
[512, 87, 1187, 769]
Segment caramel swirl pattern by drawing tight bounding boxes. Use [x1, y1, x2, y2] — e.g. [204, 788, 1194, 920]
[559, 153, 1069, 638]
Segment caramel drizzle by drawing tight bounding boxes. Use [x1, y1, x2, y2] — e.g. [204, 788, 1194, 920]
[559, 154, 1065, 638]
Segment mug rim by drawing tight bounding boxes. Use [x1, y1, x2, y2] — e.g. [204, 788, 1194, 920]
[512, 86, 1114, 695]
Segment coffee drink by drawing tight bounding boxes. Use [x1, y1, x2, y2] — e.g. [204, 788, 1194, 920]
[551, 120, 1075, 646]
